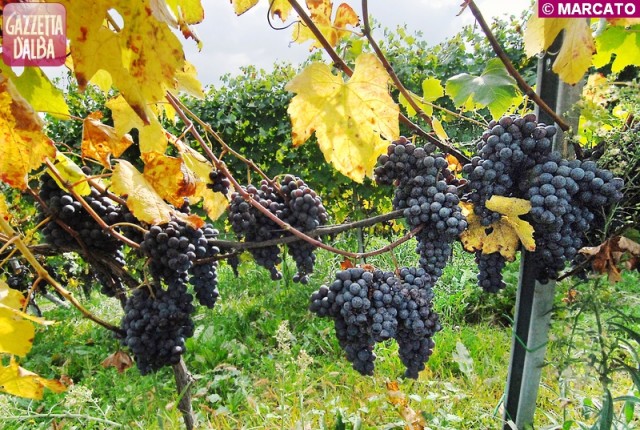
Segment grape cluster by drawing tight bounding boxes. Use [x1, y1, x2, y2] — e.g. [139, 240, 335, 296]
[475, 252, 506, 293]
[187, 224, 220, 308]
[520, 154, 623, 282]
[463, 113, 555, 226]
[463, 114, 624, 288]
[119, 284, 195, 374]
[121, 219, 223, 373]
[280, 175, 328, 283]
[374, 137, 467, 281]
[228, 176, 327, 282]
[228, 182, 284, 280]
[208, 169, 231, 195]
[309, 267, 440, 378]
[39, 173, 122, 253]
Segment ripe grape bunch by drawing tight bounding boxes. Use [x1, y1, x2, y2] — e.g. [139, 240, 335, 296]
[463, 114, 624, 290]
[38, 171, 128, 297]
[120, 219, 221, 373]
[227, 175, 327, 283]
[374, 137, 467, 281]
[39, 172, 122, 254]
[279, 174, 328, 283]
[309, 266, 440, 378]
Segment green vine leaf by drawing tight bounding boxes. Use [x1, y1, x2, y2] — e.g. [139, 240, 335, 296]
[445, 58, 520, 119]
[592, 24, 640, 73]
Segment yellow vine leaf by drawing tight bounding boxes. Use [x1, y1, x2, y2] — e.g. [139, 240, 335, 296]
[172, 137, 229, 221]
[270, 0, 293, 21]
[142, 151, 197, 207]
[460, 196, 535, 261]
[231, 0, 259, 15]
[0, 64, 70, 119]
[293, 0, 359, 50]
[0, 281, 35, 357]
[106, 95, 168, 154]
[432, 117, 449, 141]
[62, 0, 190, 123]
[524, 15, 594, 85]
[81, 112, 134, 169]
[47, 153, 91, 196]
[231, 0, 293, 21]
[111, 160, 203, 228]
[175, 61, 205, 99]
[386, 381, 426, 429]
[398, 77, 443, 117]
[111, 160, 173, 225]
[285, 53, 399, 182]
[0, 75, 57, 191]
[163, 0, 205, 47]
[0, 358, 67, 400]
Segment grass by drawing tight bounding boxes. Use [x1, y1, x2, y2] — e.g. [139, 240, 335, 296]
[1, 235, 638, 429]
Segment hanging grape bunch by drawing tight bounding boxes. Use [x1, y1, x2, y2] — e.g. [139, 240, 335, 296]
[227, 174, 327, 283]
[462, 113, 624, 291]
[120, 220, 221, 374]
[374, 137, 468, 282]
[309, 266, 440, 378]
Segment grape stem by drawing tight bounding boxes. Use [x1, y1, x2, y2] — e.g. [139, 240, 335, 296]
[286, 0, 471, 165]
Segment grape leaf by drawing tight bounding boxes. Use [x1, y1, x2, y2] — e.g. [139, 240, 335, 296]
[460, 196, 535, 261]
[293, 0, 359, 50]
[231, 0, 259, 15]
[164, 0, 204, 47]
[111, 160, 174, 225]
[101, 350, 134, 373]
[0, 281, 36, 357]
[386, 380, 426, 429]
[0, 358, 67, 400]
[0, 74, 57, 190]
[111, 160, 203, 228]
[580, 235, 640, 283]
[231, 0, 292, 21]
[48, 153, 91, 196]
[592, 25, 640, 74]
[285, 53, 399, 182]
[142, 151, 197, 207]
[398, 77, 444, 118]
[176, 62, 205, 99]
[0, 64, 69, 118]
[0, 309, 35, 357]
[81, 112, 134, 169]
[62, 0, 192, 123]
[445, 59, 520, 119]
[432, 117, 448, 141]
[523, 15, 595, 85]
[106, 95, 168, 154]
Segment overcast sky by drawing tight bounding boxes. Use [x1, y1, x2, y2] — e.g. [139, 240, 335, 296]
[186, 0, 532, 87]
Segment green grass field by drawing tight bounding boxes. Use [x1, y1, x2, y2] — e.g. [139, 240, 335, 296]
[1, 237, 638, 429]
